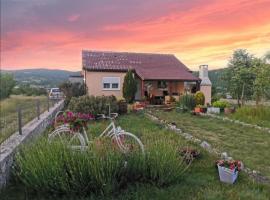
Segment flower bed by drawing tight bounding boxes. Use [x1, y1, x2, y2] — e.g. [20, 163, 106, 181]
[55, 111, 94, 132]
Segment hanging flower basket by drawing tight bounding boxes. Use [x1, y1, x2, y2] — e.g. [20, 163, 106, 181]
[216, 160, 243, 184]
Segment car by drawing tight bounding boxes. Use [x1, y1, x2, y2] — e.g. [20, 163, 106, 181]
[49, 88, 64, 100]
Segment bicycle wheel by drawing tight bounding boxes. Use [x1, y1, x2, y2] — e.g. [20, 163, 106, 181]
[114, 132, 145, 155]
[48, 127, 86, 150]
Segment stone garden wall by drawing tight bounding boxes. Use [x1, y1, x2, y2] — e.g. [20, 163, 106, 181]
[0, 100, 64, 189]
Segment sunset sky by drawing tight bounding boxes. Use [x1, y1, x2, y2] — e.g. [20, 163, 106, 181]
[1, 0, 270, 71]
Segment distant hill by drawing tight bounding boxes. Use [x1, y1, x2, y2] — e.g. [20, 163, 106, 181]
[1, 68, 81, 88]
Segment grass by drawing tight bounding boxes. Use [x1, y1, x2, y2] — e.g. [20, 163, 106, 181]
[151, 109, 270, 179]
[0, 95, 50, 144]
[227, 105, 270, 128]
[2, 113, 270, 200]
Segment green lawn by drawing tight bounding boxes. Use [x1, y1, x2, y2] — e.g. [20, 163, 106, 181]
[0, 95, 49, 143]
[151, 109, 270, 179]
[227, 106, 270, 128]
[2, 113, 270, 200]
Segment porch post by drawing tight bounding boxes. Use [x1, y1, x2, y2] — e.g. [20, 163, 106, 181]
[169, 81, 172, 96]
[141, 80, 144, 100]
[196, 81, 200, 91]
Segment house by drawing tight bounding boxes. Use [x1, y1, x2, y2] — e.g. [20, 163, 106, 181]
[82, 50, 209, 104]
[68, 75, 84, 84]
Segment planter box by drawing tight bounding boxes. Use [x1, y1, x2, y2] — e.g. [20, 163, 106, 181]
[217, 165, 238, 184]
[207, 107, 220, 114]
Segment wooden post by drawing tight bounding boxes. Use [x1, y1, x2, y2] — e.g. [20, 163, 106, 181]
[108, 103, 111, 117]
[141, 80, 144, 100]
[47, 95, 50, 112]
[17, 107, 22, 135]
[36, 99, 40, 120]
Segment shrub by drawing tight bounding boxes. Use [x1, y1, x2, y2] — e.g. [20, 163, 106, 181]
[232, 106, 270, 127]
[12, 85, 48, 96]
[123, 70, 137, 103]
[68, 95, 118, 115]
[14, 138, 124, 195]
[212, 100, 230, 109]
[59, 81, 86, 106]
[143, 138, 189, 186]
[117, 99, 128, 114]
[14, 137, 190, 195]
[0, 73, 16, 99]
[178, 94, 196, 110]
[194, 91, 205, 105]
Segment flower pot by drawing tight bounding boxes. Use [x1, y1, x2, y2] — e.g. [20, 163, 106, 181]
[217, 165, 238, 184]
[194, 107, 201, 113]
[207, 107, 220, 114]
[201, 107, 207, 113]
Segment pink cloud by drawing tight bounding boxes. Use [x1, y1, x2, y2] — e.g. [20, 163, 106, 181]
[67, 14, 80, 22]
[1, 0, 270, 71]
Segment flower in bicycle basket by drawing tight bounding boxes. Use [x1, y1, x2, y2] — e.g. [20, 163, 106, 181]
[54, 111, 94, 132]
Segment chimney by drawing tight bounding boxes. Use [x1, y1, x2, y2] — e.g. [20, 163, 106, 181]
[199, 65, 212, 105]
[199, 65, 212, 86]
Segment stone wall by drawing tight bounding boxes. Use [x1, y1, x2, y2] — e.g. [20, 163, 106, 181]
[0, 100, 64, 189]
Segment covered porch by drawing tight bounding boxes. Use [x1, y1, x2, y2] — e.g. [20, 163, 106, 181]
[135, 79, 200, 105]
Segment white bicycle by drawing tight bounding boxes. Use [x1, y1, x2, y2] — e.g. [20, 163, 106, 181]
[48, 111, 145, 154]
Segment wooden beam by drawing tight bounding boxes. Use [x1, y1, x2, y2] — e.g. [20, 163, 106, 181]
[141, 80, 144, 99]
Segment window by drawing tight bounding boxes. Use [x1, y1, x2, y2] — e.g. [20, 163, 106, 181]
[112, 83, 119, 88]
[103, 83, 110, 88]
[157, 81, 167, 89]
[102, 77, 120, 90]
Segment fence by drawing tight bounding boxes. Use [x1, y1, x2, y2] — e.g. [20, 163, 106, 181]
[0, 99, 64, 188]
[0, 95, 62, 144]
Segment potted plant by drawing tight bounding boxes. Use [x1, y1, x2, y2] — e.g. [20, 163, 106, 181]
[55, 111, 94, 132]
[194, 105, 202, 113]
[195, 105, 207, 113]
[216, 159, 243, 184]
[212, 101, 229, 113]
[200, 105, 207, 113]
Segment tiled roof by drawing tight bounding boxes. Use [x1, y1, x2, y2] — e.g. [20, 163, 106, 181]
[82, 50, 200, 81]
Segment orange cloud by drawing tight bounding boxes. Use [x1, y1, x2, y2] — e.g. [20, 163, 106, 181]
[1, 0, 270, 71]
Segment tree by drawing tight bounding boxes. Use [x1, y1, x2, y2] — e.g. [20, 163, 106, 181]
[224, 49, 255, 106]
[263, 51, 270, 63]
[59, 81, 86, 106]
[0, 73, 16, 99]
[253, 54, 270, 104]
[123, 70, 137, 103]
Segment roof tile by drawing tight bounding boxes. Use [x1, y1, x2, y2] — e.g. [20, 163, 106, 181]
[82, 50, 199, 81]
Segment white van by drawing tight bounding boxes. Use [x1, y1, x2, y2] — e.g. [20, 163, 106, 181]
[49, 88, 63, 99]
